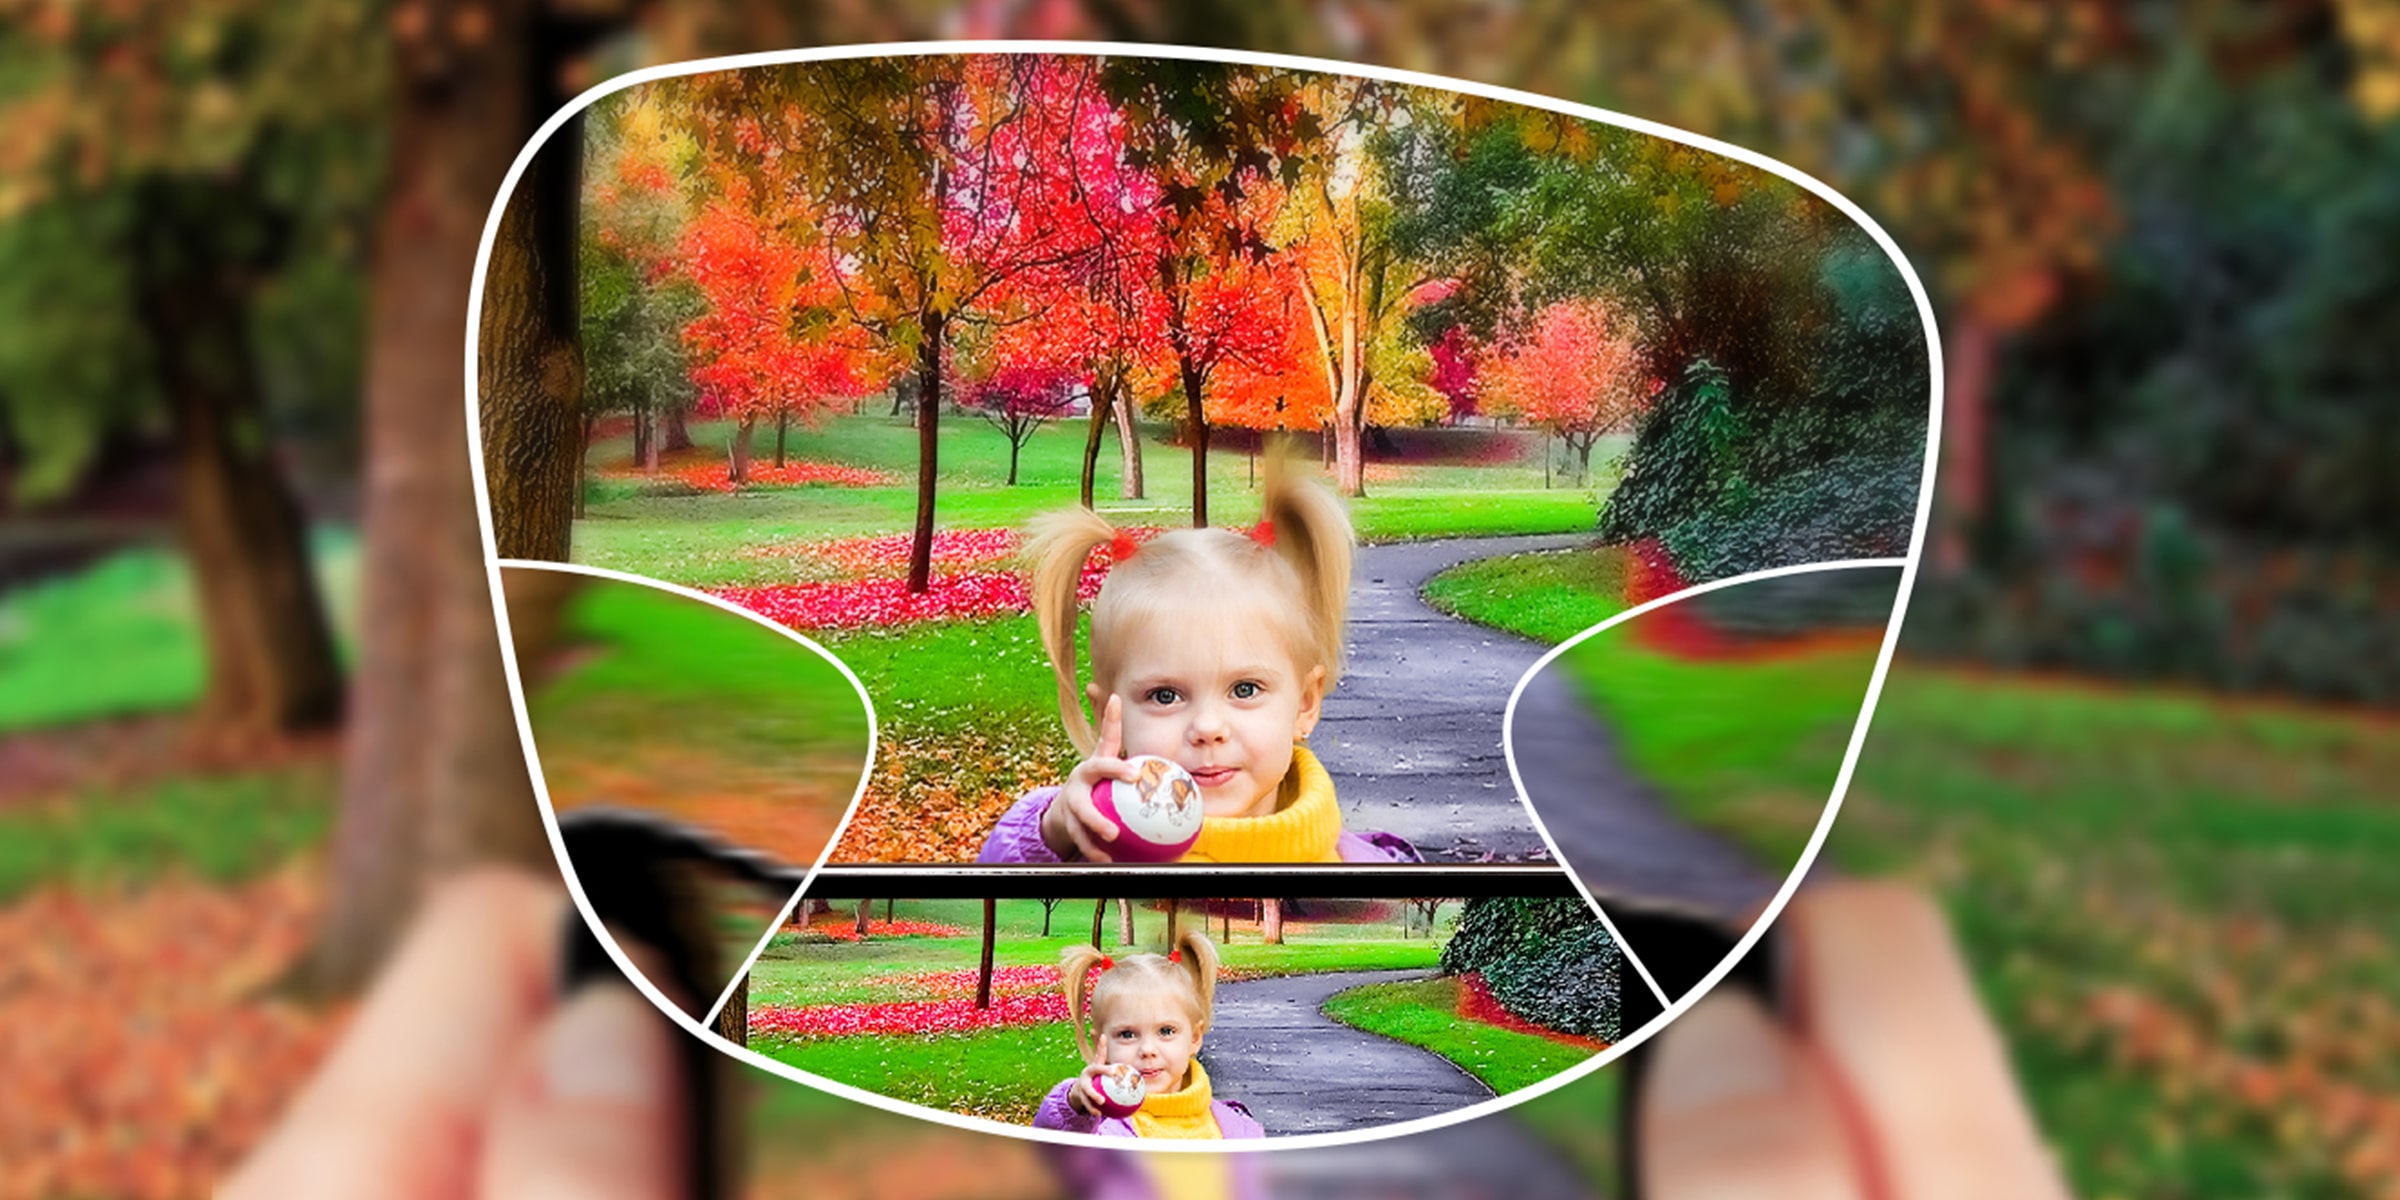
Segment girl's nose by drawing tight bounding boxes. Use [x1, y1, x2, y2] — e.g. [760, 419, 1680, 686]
[1188, 701, 1228, 742]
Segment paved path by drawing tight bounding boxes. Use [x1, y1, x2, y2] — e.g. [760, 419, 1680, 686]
[1322, 535, 1777, 927]
[1315, 534, 1585, 861]
[1197, 968, 1492, 1135]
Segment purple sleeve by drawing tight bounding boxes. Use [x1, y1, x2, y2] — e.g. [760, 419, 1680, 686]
[978, 787, 1069, 864]
[1336, 829, 1422, 863]
[1033, 1079, 1103, 1134]
[1213, 1098, 1267, 1138]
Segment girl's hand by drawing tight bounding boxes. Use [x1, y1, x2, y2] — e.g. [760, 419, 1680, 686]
[1065, 1063, 1117, 1117]
[1040, 695, 1140, 862]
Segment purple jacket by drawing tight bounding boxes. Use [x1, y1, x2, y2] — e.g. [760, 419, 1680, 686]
[976, 786, 1421, 864]
[1031, 1079, 1267, 1139]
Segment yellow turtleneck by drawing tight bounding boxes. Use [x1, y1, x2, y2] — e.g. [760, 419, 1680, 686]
[1129, 1059, 1225, 1140]
[1179, 744, 1344, 864]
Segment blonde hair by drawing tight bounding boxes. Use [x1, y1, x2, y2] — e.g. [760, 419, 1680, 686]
[1059, 927, 1221, 1065]
[1024, 460, 1354, 755]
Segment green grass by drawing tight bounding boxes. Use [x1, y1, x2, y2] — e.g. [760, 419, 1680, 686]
[1421, 544, 1632, 644]
[530, 576, 871, 765]
[1426, 548, 1884, 872]
[0, 763, 335, 901]
[572, 413, 1604, 587]
[760, 1021, 1080, 1123]
[1320, 975, 1600, 1096]
[0, 531, 359, 732]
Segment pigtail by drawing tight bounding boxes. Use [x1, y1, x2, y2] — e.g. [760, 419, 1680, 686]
[1260, 455, 1355, 687]
[1023, 506, 1116, 755]
[1058, 943, 1109, 1063]
[1173, 927, 1220, 1032]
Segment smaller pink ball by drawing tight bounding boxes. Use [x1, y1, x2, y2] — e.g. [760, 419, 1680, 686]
[1089, 755, 1205, 862]
[1095, 1065, 1147, 1119]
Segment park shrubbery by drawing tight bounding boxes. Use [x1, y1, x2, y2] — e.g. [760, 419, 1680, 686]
[1598, 241, 1928, 584]
[1439, 897, 1623, 1042]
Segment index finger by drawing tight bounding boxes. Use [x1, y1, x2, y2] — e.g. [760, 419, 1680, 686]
[1097, 693, 1124, 760]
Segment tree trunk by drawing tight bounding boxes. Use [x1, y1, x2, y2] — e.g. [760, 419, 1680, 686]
[633, 401, 653, 469]
[1118, 897, 1135, 945]
[976, 897, 997, 1009]
[663, 401, 693, 452]
[728, 413, 757, 485]
[1333, 417, 1363, 498]
[478, 127, 584, 563]
[1262, 897, 1283, 945]
[130, 180, 345, 752]
[1180, 361, 1210, 527]
[306, 0, 574, 998]
[907, 312, 945, 593]
[1040, 898, 1055, 937]
[1165, 897, 1179, 946]
[1115, 390, 1144, 500]
[1936, 316, 1994, 573]
[855, 897, 872, 937]
[714, 971, 748, 1047]
[574, 414, 594, 518]
[1080, 380, 1111, 509]
[773, 409, 789, 468]
[885, 898, 894, 921]
[1007, 433, 1022, 487]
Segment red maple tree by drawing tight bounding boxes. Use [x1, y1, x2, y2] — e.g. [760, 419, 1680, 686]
[1481, 298, 1656, 485]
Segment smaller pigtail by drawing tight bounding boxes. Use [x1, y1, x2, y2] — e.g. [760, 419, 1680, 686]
[1058, 943, 1110, 1064]
[1172, 927, 1220, 1033]
[1259, 454, 1355, 688]
[1023, 506, 1118, 755]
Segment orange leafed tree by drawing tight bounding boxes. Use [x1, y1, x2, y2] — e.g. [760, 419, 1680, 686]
[1481, 298, 1654, 485]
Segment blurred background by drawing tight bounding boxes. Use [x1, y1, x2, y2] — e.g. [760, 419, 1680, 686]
[2, 1, 2394, 1198]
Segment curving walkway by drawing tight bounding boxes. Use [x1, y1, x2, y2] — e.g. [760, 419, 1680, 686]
[1196, 968, 1492, 1135]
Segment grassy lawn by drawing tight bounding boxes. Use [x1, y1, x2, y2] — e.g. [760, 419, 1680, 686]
[572, 414, 1603, 587]
[1426, 546, 2400, 1197]
[0, 531, 359, 733]
[1320, 975, 1600, 1097]
[0, 761, 335, 901]
[1421, 544, 1632, 645]
[761, 1021, 1080, 1124]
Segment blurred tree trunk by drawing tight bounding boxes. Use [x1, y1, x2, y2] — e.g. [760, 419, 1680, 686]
[774, 409, 789, 467]
[1261, 897, 1283, 944]
[479, 116, 584, 562]
[1079, 385, 1109, 509]
[729, 413, 756, 484]
[131, 178, 344, 751]
[854, 897, 872, 937]
[1090, 898, 1107, 948]
[307, 0, 618, 997]
[1118, 896, 1135, 944]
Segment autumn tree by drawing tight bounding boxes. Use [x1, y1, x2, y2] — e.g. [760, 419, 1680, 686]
[0, 3, 367, 749]
[1480, 298, 1653, 485]
[582, 90, 703, 478]
[679, 56, 1115, 590]
[958, 358, 1078, 485]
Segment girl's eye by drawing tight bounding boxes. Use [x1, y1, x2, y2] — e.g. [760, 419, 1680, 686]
[1231, 680, 1261, 699]
[1144, 686, 1180, 705]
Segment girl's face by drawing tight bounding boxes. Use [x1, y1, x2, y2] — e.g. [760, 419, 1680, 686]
[1096, 990, 1204, 1095]
[1092, 607, 1325, 820]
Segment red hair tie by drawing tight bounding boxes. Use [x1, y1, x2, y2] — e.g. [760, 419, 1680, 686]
[1107, 530, 1141, 562]
[1168, 949, 1182, 963]
[1247, 518, 1275, 548]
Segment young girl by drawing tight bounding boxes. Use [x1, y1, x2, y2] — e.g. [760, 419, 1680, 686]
[1035, 929, 1262, 1139]
[977, 465, 1418, 864]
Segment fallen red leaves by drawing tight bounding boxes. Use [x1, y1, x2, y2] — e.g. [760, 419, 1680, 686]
[864, 966, 1062, 1000]
[0, 861, 343, 1200]
[713, 527, 1153, 631]
[751, 992, 1070, 1039]
[1455, 972, 1610, 1052]
[742, 529, 1021, 574]
[601, 459, 895, 492]
[795, 916, 967, 942]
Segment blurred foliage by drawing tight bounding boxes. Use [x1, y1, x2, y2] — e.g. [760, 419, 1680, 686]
[1908, 32, 2400, 701]
[0, 0, 384, 503]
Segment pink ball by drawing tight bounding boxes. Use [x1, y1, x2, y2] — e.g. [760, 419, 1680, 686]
[1090, 755, 1205, 862]
[1095, 1065, 1147, 1119]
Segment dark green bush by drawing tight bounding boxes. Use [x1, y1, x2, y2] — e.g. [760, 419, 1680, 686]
[1441, 896, 1623, 1041]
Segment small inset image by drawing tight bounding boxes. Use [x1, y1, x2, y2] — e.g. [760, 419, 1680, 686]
[714, 887, 1619, 1139]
